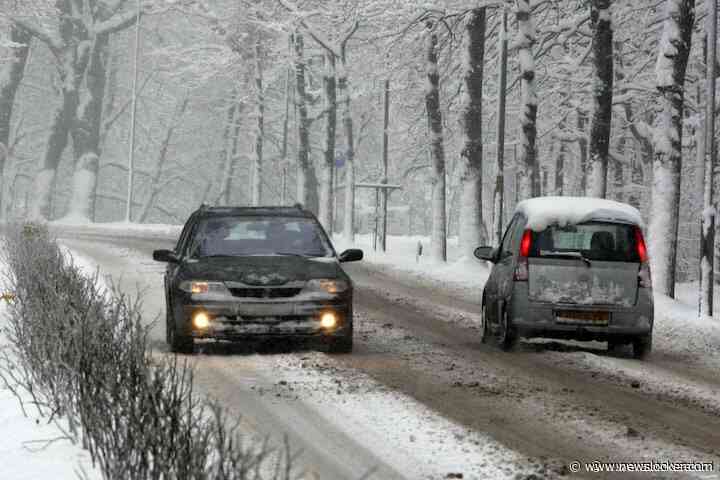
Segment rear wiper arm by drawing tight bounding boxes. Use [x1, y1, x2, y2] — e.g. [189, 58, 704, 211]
[543, 251, 592, 267]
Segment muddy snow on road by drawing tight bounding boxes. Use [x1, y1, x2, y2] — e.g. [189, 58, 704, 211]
[54, 230, 720, 480]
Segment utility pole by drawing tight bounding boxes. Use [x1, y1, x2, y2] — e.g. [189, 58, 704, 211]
[380, 80, 390, 252]
[701, 0, 717, 318]
[494, 6, 508, 246]
[125, 0, 141, 222]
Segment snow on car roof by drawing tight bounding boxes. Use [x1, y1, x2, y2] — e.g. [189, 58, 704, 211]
[515, 196, 644, 231]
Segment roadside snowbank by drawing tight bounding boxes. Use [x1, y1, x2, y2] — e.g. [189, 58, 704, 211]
[334, 233, 490, 301]
[50, 219, 182, 240]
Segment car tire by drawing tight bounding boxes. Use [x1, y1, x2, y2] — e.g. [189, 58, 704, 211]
[480, 302, 489, 344]
[496, 309, 517, 352]
[167, 306, 194, 354]
[327, 335, 353, 354]
[632, 334, 652, 360]
[607, 340, 624, 354]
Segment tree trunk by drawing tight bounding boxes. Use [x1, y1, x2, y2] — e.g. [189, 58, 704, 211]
[68, 33, 109, 221]
[577, 108, 589, 194]
[293, 32, 318, 214]
[612, 137, 625, 202]
[425, 23, 447, 262]
[30, 46, 87, 220]
[252, 38, 263, 206]
[459, 7, 487, 258]
[702, 0, 717, 317]
[318, 52, 337, 231]
[0, 24, 31, 218]
[555, 136, 566, 195]
[379, 79, 390, 252]
[587, 0, 613, 198]
[137, 96, 189, 222]
[515, 0, 539, 200]
[218, 99, 238, 205]
[340, 43, 356, 242]
[649, 0, 694, 298]
[494, 7, 508, 246]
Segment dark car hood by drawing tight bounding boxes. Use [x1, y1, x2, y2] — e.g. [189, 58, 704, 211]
[178, 255, 343, 284]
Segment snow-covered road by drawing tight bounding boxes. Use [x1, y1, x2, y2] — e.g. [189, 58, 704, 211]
[49, 227, 720, 479]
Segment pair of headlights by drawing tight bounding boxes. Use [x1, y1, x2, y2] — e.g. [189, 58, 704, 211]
[179, 279, 349, 295]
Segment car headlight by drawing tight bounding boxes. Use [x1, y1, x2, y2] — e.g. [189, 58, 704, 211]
[305, 279, 349, 294]
[179, 281, 230, 295]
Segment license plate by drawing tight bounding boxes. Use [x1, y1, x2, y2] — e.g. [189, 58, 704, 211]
[555, 310, 609, 326]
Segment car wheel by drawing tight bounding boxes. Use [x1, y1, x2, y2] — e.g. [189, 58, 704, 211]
[167, 307, 194, 354]
[632, 333, 652, 360]
[327, 334, 353, 354]
[496, 309, 517, 352]
[480, 302, 489, 344]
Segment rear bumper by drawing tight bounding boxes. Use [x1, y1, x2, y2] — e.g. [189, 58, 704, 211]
[508, 284, 653, 342]
[177, 298, 352, 340]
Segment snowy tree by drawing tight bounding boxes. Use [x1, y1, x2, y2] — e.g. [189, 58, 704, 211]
[514, 0, 538, 200]
[0, 23, 31, 218]
[425, 21, 447, 262]
[292, 31, 318, 214]
[586, 0, 613, 198]
[10, 1, 149, 220]
[252, 36, 264, 206]
[458, 7, 487, 258]
[339, 23, 358, 242]
[649, 0, 695, 297]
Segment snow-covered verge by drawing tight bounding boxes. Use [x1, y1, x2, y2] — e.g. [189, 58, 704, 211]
[334, 233, 490, 301]
[49, 219, 183, 240]
[2, 226, 287, 480]
[0, 260, 101, 480]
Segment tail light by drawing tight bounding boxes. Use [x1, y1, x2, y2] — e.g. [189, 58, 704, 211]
[514, 230, 532, 281]
[634, 227, 648, 263]
[635, 227, 652, 288]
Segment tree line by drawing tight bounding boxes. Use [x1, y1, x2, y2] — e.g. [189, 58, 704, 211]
[1, 0, 719, 312]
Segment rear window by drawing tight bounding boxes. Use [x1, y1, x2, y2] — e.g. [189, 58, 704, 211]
[528, 222, 641, 263]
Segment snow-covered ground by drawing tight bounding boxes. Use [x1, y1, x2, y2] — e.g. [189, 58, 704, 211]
[0, 258, 101, 480]
[56, 237, 549, 479]
[334, 233, 490, 301]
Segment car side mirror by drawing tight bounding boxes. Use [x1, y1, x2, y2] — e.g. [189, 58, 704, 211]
[338, 249, 363, 263]
[474, 246, 497, 263]
[153, 249, 179, 263]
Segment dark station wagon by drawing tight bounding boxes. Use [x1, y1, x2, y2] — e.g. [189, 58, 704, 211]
[153, 205, 363, 354]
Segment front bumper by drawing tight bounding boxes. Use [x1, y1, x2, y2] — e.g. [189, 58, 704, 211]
[179, 299, 352, 340]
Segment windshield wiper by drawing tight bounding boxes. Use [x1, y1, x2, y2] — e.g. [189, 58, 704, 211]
[541, 251, 592, 267]
[198, 254, 239, 259]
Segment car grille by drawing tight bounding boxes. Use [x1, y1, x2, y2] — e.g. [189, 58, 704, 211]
[228, 287, 302, 299]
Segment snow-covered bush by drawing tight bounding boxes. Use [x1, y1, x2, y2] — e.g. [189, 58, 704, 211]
[0, 223, 291, 479]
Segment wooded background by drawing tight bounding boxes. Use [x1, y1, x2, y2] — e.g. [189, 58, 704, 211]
[1, 0, 718, 305]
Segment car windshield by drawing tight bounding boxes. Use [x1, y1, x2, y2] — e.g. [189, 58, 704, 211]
[188, 216, 333, 258]
[528, 222, 641, 263]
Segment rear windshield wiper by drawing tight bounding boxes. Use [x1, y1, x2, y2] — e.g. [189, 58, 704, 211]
[540, 250, 592, 267]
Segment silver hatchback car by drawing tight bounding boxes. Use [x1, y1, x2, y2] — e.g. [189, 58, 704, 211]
[475, 197, 654, 359]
